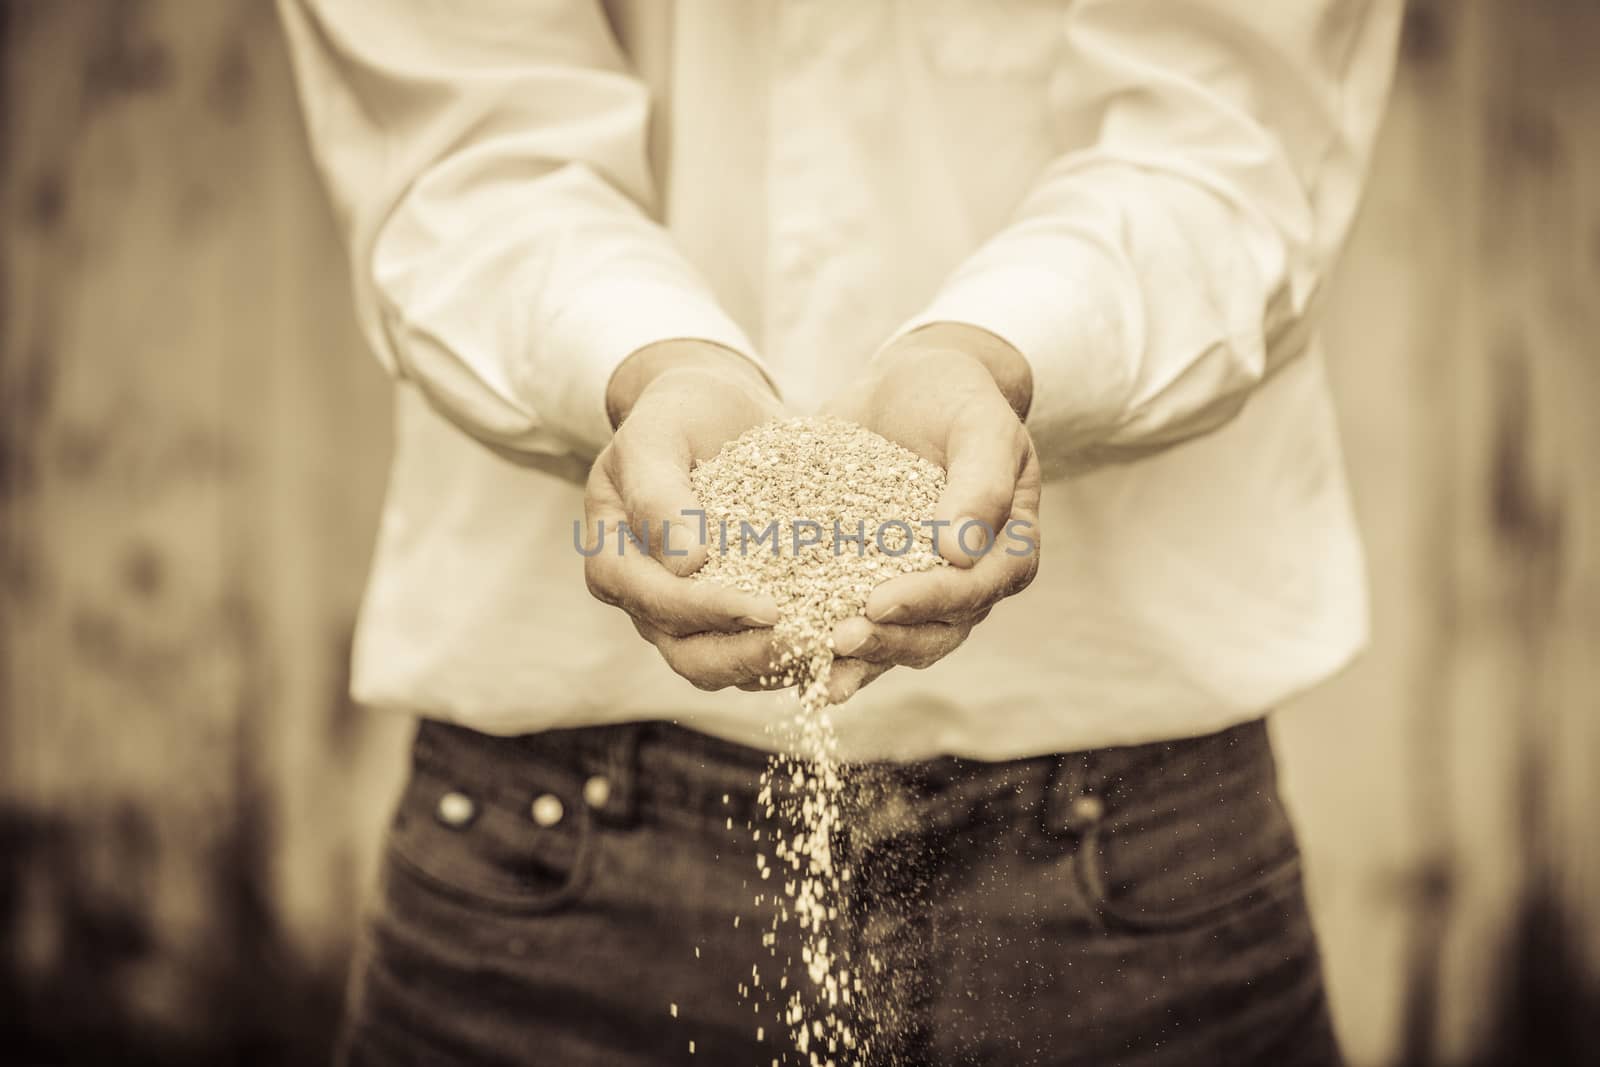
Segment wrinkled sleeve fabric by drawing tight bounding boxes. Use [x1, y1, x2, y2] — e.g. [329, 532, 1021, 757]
[277, 0, 762, 458]
[895, 0, 1402, 474]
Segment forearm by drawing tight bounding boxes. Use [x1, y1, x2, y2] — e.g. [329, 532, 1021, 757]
[889, 0, 1402, 475]
[279, 0, 767, 460]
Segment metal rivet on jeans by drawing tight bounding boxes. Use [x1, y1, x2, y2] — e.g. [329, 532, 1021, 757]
[436, 791, 476, 828]
[530, 793, 565, 827]
[583, 775, 612, 810]
[1068, 794, 1106, 827]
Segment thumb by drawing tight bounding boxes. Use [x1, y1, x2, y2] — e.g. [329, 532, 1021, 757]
[933, 407, 1022, 568]
[615, 444, 710, 577]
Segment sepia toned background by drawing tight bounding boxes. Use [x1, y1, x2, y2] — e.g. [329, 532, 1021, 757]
[1, 1, 1596, 1064]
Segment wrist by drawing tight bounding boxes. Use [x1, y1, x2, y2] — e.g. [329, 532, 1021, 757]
[886, 323, 1033, 419]
[606, 340, 775, 428]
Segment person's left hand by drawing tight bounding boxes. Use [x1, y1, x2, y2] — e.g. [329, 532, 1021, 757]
[820, 323, 1042, 702]
[584, 341, 789, 692]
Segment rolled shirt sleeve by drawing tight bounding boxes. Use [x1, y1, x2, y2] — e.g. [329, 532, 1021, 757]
[277, 0, 764, 458]
[893, 0, 1403, 474]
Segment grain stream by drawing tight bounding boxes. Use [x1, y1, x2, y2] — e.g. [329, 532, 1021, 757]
[690, 416, 948, 1065]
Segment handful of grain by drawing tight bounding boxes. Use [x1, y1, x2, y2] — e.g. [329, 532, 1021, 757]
[689, 416, 949, 1064]
[690, 415, 949, 701]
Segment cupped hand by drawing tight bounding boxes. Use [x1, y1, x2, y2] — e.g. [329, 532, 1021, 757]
[584, 341, 789, 691]
[821, 324, 1042, 702]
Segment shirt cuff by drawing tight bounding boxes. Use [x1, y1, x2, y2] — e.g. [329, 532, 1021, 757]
[520, 278, 766, 456]
[885, 259, 1145, 454]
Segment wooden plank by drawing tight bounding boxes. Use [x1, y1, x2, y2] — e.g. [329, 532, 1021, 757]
[1273, 1, 1480, 1062]
[0, 0, 403, 1054]
[1454, 1, 1600, 1062]
[1279, 2, 1600, 1064]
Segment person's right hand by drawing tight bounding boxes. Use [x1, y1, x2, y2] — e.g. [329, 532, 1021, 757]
[584, 341, 789, 691]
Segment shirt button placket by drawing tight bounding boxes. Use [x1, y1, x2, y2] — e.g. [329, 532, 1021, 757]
[768, 1, 877, 412]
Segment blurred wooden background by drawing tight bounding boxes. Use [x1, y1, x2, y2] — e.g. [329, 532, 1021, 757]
[1, 1, 1595, 1064]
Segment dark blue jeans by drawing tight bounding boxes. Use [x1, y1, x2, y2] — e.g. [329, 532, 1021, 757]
[338, 717, 1342, 1066]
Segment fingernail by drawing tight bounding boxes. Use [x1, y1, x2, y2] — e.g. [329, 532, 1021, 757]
[829, 675, 860, 705]
[953, 515, 991, 555]
[832, 622, 870, 657]
[666, 553, 704, 578]
[738, 610, 778, 628]
[833, 635, 866, 657]
[869, 603, 905, 624]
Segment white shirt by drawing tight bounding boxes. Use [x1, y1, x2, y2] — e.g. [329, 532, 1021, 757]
[278, 0, 1400, 761]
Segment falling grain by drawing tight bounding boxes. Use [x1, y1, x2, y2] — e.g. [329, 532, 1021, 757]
[690, 416, 948, 1064]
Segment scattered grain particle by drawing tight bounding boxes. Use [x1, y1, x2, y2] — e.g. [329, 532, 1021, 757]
[689, 416, 949, 1066]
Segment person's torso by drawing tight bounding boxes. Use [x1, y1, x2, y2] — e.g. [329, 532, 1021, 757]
[351, 0, 1369, 759]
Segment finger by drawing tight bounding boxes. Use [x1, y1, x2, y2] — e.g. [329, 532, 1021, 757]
[586, 452, 779, 634]
[830, 615, 971, 669]
[867, 503, 1038, 626]
[826, 659, 892, 704]
[872, 439, 1040, 622]
[738, 676, 796, 693]
[610, 426, 709, 577]
[591, 548, 779, 636]
[933, 401, 1029, 568]
[866, 547, 1036, 625]
[635, 620, 788, 692]
[581, 446, 627, 557]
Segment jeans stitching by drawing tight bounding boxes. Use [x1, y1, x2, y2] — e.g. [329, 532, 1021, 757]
[386, 790, 599, 915]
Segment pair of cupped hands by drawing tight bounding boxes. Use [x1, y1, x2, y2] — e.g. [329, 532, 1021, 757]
[584, 323, 1042, 704]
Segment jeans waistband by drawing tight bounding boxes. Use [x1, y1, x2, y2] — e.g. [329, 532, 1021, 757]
[411, 714, 1273, 844]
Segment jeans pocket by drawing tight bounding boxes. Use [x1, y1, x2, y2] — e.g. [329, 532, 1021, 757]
[1072, 736, 1307, 934]
[385, 762, 594, 915]
[1078, 832, 1305, 934]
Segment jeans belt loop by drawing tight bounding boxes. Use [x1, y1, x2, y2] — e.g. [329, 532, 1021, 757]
[1041, 749, 1100, 838]
[600, 724, 643, 827]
